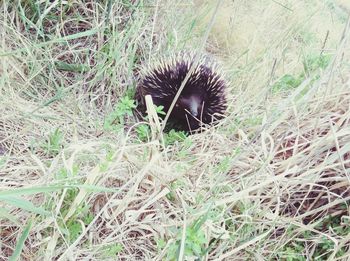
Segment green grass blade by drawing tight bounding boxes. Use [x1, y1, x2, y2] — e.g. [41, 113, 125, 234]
[0, 207, 20, 225]
[0, 196, 50, 216]
[9, 219, 33, 261]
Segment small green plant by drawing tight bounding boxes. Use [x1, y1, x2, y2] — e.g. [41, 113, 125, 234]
[61, 188, 79, 216]
[279, 244, 306, 261]
[156, 238, 167, 252]
[65, 219, 82, 242]
[135, 124, 150, 141]
[56, 165, 79, 180]
[103, 96, 136, 132]
[277, 216, 349, 260]
[165, 216, 209, 260]
[101, 243, 123, 258]
[155, 105, 166, 116]
[166, 180, 186, 201]
[99, 147, 115, 172]
[272, 74, 304, 93]
[312, 215, 349, 259]
[42, 128, 64, 156]
[224, 202, 260, 245]
[303, 53, 331, 75]
[62, 205, 95, 243]
[216, 156, 232, 174]
[55, 187, 95, 243]
[134, 105, 164, 142]
[164, 129, 187, 146]
[177, 136, 193, 158]
[272, 53, 332, 94]
[141, 104, 166, 120]
[82, 212, 94, 225]
[54, 189, 80, 243]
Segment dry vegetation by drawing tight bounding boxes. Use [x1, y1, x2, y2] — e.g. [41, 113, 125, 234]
[1, 0, 350, 260]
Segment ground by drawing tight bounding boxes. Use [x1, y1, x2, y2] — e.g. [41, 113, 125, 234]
[0, 0, 350, 260]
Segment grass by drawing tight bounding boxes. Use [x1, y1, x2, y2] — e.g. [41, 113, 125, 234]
[1, 0, 350, 260]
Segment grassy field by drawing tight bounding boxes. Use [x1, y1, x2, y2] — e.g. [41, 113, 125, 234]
[1, 0, 350, 260]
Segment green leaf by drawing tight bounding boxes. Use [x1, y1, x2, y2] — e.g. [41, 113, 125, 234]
[0, 196, 50, 216]
[155, 105, 166, 115]
[54, 61, 90, 73]
[9, 219, 33, 261]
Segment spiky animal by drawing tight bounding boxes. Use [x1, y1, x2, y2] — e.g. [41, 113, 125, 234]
[135, 53, 227, 131]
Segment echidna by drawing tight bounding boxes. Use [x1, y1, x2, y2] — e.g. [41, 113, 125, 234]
[135, 53, 227, 132]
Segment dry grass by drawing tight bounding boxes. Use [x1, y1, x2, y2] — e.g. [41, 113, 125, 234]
[1, 0, 350, 260]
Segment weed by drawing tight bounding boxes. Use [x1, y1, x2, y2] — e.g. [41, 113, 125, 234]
[101, 243, 124, 258]
[155, 105, 166, 116]
[56, 165, 79, 180]
[277, 217, 350, 260]
[43, 128, 64, 156]
[272, 54, 332, 94]
[64, 219, 82, 242]
[272, 74, 304, 93]
[103, 95, 136, 132]
[164, 129, 187, 146]
[99, 147, 115, 172]
[303, 53, 331, 75]
[135, 124, 150, 142]
[165, 217, 209, 260]
[177, 137, 193, 158]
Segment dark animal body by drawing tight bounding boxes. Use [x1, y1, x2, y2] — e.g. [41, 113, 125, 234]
[135, 54, 227, 132]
